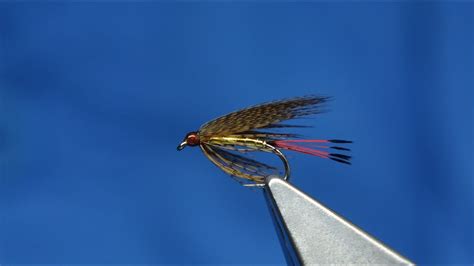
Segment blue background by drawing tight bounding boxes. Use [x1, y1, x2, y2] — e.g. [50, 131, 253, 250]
[1, 2, 473, 264]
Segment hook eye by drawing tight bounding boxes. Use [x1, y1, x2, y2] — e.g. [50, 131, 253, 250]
[177, 141, 187, 151]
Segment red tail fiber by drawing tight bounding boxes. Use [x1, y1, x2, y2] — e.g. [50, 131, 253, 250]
[273, 140, 330, 158]
[273, 139, 352, 165]
[278, 139, 329, 143]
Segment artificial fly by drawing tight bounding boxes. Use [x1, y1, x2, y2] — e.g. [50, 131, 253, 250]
[177, 96, 351, 187]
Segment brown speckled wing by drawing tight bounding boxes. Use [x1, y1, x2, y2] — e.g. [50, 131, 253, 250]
[199, 95, 329, 137]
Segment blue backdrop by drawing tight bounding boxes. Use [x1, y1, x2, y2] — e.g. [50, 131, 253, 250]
[1, 2, 473, 264]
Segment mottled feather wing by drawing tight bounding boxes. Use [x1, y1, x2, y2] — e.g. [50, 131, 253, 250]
[199, 95, 329, 136]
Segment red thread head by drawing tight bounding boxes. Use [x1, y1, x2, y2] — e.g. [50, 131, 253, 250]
[185, 132, 200, 146]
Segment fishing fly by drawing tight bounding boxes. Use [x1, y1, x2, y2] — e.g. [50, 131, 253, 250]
[177, 96, 351, 187]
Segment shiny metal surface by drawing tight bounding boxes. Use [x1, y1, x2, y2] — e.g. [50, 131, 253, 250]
[263, 176, 414, 265]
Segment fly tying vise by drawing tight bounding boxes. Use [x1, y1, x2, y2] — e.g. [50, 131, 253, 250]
[177, 96, 351, 187]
